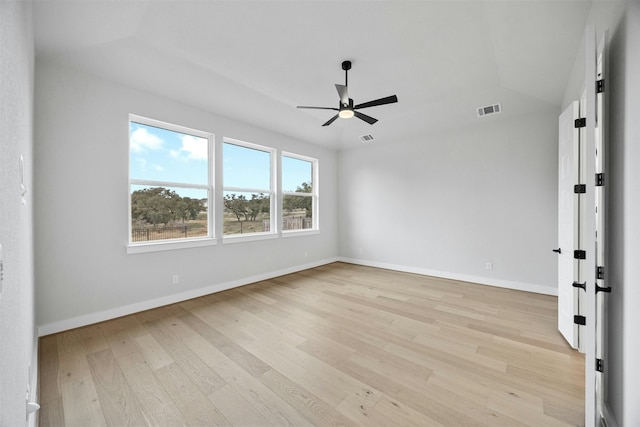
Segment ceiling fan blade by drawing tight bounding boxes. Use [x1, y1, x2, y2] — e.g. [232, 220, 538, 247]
[335, 84, 349, 105]
[322, 114, 340, 127]
[297, 106, 338, 111]
[354, 95, 398, 110]
[354, 111, 378, 125]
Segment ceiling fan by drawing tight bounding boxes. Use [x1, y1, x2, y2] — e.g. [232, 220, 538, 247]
[297, 60, 398, 127]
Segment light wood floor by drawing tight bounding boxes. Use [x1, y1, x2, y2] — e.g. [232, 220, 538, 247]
[38, 262, 584, 426]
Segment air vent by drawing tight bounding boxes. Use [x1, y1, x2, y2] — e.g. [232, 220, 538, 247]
[477, 103, 501, 117]
[360, 134, 375, 143]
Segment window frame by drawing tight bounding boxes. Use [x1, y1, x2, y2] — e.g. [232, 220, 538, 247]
[127, 114, 216, 254]
[222, 137, 277, 243]
[281, 151, 319, 236]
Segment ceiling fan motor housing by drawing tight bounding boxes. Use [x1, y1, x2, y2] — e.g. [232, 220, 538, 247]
[341, 98, 354, 109]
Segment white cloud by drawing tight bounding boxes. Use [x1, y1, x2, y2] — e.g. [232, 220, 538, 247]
[181, 135, 208, 160]
[169, 135, 208, 162]
[130, 127, 163, 153]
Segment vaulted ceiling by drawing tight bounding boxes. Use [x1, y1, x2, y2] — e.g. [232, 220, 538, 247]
[33, 1, 592, 149]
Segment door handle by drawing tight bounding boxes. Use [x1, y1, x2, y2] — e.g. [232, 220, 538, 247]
[552, 248, 562, 254]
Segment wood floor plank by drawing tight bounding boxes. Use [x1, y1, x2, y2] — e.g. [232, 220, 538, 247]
[71, 323, 110, 355]
[336, 392, 399, 426]
[59, 376, 107, 427]
[86, 349, 147, 426]
[37, 397, 65, 427]
[374, 394, 444, 427]
[297, 336, 486, 426]
[56, 331, 92, 385]
[133, 333, 173, 370]
[144, 318, 227, 395]
[37, 335, 60, 406]
[39, 262, 584, 427]
[207, 384, 269, 427]
[183, 334, 313, 426]
[154, 362, 231, 426]
[260, 368, 354, 426]
[115, 352, 187, 426]
[179, 311, 272, 377]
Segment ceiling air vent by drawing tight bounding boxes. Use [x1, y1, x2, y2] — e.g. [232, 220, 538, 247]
[477, 103, 501, 118]
[360, 134, 375, 143]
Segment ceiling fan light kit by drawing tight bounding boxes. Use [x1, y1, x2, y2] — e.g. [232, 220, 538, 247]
[297, 60, 398, 126]
[339, 99, 355, 119]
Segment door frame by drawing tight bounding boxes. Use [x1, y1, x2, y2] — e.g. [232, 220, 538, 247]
[583, 24, 598, 427]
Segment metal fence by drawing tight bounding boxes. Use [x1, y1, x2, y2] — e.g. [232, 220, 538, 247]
[262, 217, 312, 232]
[131, 225, 206, 242]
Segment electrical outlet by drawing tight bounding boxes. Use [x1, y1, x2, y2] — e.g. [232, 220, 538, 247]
[172, 275, 179, 285]
[486, 262, 493, 270]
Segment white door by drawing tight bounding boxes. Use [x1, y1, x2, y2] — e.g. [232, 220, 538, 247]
[557, 101, 581, 349]
[595, 31, 608, 422]
[583, 25, 598, 427]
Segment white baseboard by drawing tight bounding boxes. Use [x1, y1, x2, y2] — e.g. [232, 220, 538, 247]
[338, 257, 557, 296]
[29, 330, 39, 427]
[37, 257, 339, 336]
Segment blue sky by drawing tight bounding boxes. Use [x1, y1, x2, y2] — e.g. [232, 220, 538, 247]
[130, 122, 312, 198]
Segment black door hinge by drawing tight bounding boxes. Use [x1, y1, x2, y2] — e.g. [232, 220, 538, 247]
[597, 266, 605, 279]
[574, 184, 586, 194]
[596, 358, 604, 372]
[572, 281, 586, 291]
[575, 118, 586, 128]
[574, 315, 586, 325]
[574, 250, 586, 260]
[596, 79, 605, 94]
[596, 284, 612, 294]
[596, 173, 605, 186]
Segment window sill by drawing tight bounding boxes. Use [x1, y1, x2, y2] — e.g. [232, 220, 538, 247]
[282, 229, 320, 238]
[223, 232, 278, 244]
[126, 237, 218, 254]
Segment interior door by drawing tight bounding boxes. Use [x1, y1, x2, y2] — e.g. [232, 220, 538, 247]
[557, 101, 581, 349]
[583, 25, 598, 427]
[595, 31, 608, 422]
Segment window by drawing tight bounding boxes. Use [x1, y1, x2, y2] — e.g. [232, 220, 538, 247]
[128, 115, 213, 249]
[223, 138, 275, 237]
[282, 153, 318, 232]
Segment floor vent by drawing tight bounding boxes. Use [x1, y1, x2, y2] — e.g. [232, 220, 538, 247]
[360, 134, 375, 143]
[477, 103, 501, 117]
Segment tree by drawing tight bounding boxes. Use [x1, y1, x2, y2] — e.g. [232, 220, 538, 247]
[131, 187, 205, 226]
[180, 197, 203, 222]
[224, 193, 248, 221]
[297, 182, 312, 193]
[247, 193, 269, 221]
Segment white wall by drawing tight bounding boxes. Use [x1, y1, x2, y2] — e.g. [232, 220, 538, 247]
[34, 60, 338, 333]
[602, 3, 639, 425]
[0, 1, 36, 425]
[338, 110, 558, 294]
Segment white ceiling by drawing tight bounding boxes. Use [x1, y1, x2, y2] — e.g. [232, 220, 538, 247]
[33, 1, 592, 150]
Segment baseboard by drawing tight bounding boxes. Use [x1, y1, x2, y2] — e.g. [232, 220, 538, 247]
[29, 329, 39, 427]
[338, 257, 557, 296]
[37, 257, 339, 336]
